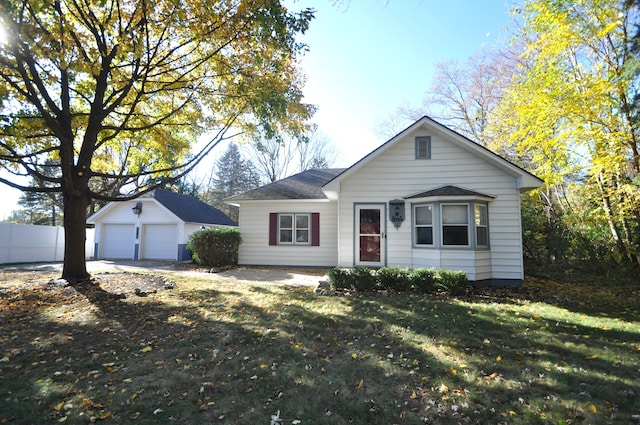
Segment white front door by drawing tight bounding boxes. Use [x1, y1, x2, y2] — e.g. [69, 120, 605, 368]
[355, 204, 386, 267]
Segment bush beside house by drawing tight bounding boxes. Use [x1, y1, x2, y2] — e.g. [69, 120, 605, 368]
[327, 267, 469, 295]
[188, 227, 241, 267]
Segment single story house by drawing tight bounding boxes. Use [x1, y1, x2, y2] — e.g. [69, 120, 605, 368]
[227, 116, 543, 285]
[88, 189, 236, 261]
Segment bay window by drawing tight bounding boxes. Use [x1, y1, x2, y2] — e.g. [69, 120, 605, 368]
[414, 204, 434, 245]
[442, 204, 469, 246]
[412, 202, 489, 249]
[475, 204, 488, 247]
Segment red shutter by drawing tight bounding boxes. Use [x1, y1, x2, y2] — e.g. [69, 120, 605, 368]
[269, 213, 278, 246]
[311, 213, 320, 246]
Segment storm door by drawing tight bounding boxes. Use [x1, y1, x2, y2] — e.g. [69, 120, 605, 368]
[355, 204, 386, 266]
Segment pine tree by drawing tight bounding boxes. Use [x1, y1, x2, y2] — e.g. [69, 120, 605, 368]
[16, 190, 62, 226]
[205, 143, 261, 221]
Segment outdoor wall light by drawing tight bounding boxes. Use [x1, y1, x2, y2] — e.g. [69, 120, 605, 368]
[389, 199, 405, 229]
[132, 202, 143, 216]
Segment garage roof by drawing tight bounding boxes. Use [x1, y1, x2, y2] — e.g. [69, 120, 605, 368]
[153, 189, 237, 226]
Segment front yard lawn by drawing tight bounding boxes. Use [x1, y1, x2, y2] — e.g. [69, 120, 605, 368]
[1, 270, 639, 424]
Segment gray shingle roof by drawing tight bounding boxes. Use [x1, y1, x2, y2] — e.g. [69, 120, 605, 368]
[153, 189, 237, 225]
[227, 168, 347, 201]
[405, 185, 495, 199]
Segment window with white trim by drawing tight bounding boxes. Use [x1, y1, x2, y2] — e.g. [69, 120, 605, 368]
[475, 204, 488, 247]
[278, 213, 310, 245]
[415, 136, 431, 159]
[414, 204, 434, 245]
[412, 202, 490, 249]
[441, 204, 469, 246]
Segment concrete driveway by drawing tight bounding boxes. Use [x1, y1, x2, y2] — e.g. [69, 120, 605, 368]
[1, 260, 327, 287]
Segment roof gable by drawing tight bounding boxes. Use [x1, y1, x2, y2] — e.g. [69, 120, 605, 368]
[323, 116, 543, 193]
[87, 189, 237, 225]
[153, 189, 237, 225]
[227, 168, 346, 202]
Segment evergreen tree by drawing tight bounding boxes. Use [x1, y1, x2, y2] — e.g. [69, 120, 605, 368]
[12, 159, 63, 225]
[16, 190, 62, 226]
[205, 143, 261, 221]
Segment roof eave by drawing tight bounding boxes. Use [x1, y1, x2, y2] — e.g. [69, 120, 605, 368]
[516, 174, 544, 192]
[406, 194, 496, 202]
[226, 198, 331, 205]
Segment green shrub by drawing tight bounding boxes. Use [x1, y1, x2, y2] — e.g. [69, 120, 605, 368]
[327, 267, 377, 291]
[326, 266, 469, 295]
[351, 266, 376, 291]
[327, 267, 351, 290]
[411, 268, 437, 293]
[376, 267, 412, 291]
[436, 269, 469, 295]
[187, 227, 241, 267]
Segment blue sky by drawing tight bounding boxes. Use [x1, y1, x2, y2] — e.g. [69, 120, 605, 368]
[0, 0, 519, 220]
[296, 0, 519, 167]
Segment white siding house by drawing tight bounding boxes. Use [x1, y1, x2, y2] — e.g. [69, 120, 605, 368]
[228, 117, 543, 284]
[88, 189, 236, 261]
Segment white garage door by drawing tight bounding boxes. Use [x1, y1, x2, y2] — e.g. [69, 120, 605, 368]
[142, 224, 178, 260]
[102, 224, 135, 259]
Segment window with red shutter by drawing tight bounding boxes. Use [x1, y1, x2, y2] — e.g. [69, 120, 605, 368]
[269, 212, 320, 246]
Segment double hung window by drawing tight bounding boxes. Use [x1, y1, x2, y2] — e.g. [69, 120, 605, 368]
[269, 212, 320, 247]
[442, 204, 469, 246]
[278, 213, 310, 244]
[414, 205, 434, 245]
[475, 204, 488, 247]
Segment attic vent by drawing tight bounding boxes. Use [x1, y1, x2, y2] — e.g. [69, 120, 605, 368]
[415, 136, 431, 159]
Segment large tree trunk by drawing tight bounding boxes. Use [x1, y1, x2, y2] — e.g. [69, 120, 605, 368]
[61, 188, 90, 282]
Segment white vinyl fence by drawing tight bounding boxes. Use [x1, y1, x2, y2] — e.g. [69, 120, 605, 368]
[0, 223, 94, 264]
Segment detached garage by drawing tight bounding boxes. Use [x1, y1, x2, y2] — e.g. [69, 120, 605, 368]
[88, 189, 237, 261]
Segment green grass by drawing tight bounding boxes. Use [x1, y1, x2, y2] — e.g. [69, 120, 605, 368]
[1, 271, 639, 424]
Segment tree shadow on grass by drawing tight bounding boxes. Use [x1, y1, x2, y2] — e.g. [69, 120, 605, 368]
[211, 286, 640, 424]
[2, 277, 639, 425]
[468, 277, 640, 322]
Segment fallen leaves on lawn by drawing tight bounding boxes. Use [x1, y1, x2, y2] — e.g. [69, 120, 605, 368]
[1, 269, 637, 424]
[467, 277, 640, 314]
[0, 272, 175, 320]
